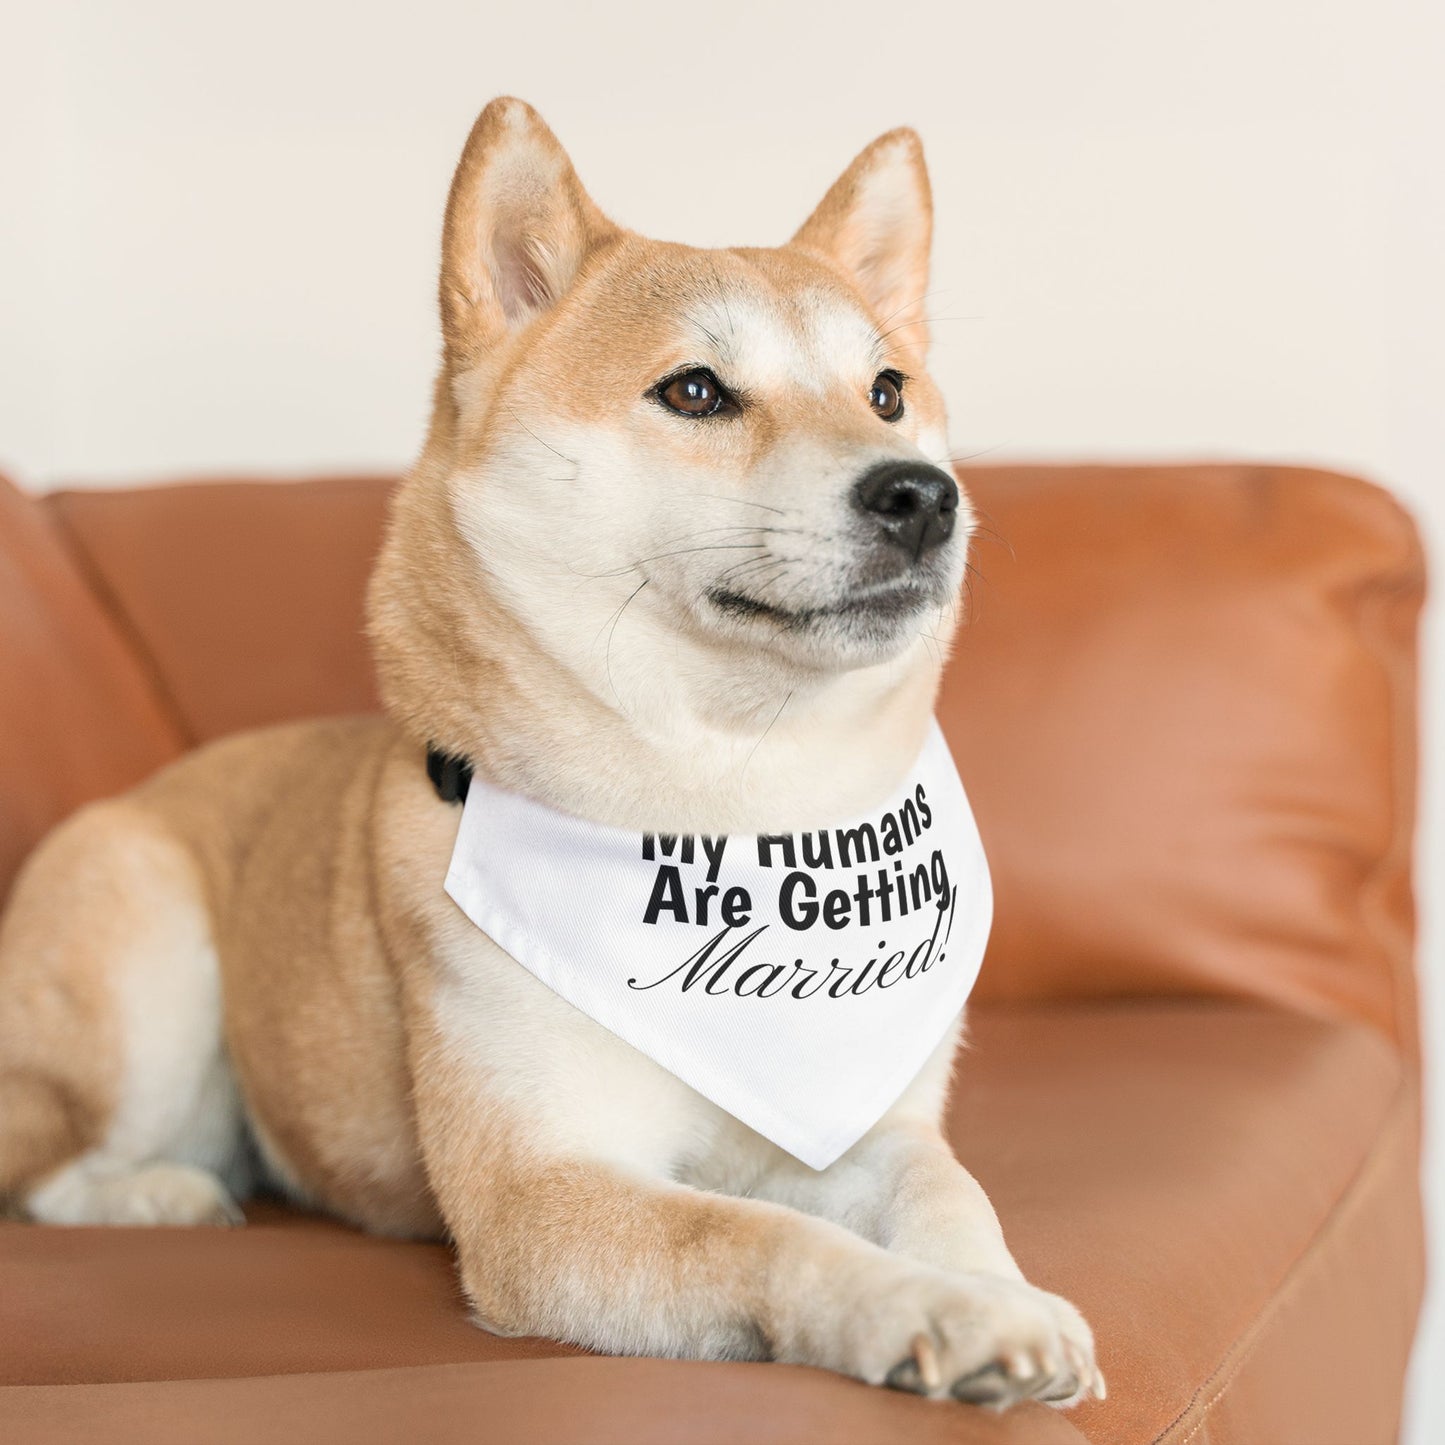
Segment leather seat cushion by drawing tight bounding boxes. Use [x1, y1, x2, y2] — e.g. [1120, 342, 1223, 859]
[0, 1002, 1419, 1444]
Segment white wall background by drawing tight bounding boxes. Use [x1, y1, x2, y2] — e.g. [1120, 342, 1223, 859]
[0, 1, 1440, 1434]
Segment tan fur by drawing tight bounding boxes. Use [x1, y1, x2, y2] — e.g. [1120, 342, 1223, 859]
[0, 98, 1101, 1406]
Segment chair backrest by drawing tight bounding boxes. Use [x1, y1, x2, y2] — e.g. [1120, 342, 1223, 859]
[939, 464, 1421, 1061]
[46, 475, 390, 742]
[0, 472, 184, 900]
[3, 463, 1422, 1056]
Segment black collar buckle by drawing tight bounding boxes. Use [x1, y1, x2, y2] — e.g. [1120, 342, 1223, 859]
[426, 746, 473, 805]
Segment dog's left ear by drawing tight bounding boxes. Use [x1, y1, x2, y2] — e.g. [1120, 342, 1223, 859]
[790, 129, 933, 351]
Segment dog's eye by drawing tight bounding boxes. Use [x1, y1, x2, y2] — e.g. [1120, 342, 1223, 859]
[657, 369, 726, 417]
[869, 371, 905, 421]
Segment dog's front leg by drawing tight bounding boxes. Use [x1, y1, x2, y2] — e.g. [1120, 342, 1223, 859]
[412, 1047, 1098, 1405]
[749, 1025, 1021, 1277]
[762, 1119, 1022, 1273]
[742, 1022, 1104, 1406]
[754, 1119, 1103, 1405]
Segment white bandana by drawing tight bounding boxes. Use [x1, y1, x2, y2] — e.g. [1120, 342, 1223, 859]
[443, 721, 991, 1169]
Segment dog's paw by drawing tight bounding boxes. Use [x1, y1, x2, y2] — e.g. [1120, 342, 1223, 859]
[25, 1160, 245, 1227]
[842, 1268, 1104, 1408]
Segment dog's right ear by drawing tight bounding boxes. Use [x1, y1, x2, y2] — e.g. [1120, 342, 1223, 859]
[439, 98, 617, 366]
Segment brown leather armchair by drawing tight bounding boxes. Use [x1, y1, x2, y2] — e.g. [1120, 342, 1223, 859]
[0, 462, 1425, 1444]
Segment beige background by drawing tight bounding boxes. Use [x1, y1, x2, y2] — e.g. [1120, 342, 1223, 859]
[1, 2, 1440, 1435]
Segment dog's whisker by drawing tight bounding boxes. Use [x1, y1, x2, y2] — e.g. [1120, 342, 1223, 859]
[716, 552, 789, 586]
[960, 502, 1015, 561]
[574, 542, 777, 581]
[868, 291, 954, 360]
[501, 402, 580, 469]
[600, 577, 650, 707]
[654, 525, 803, 547]
[686, 493, 792, 517]
[872, 288, 949, 331]
[772, 559, 834, 615]
[629, 543, 769, 566]
[705, 556, 792, 609]
[930, 444, 1007, 472]
[740, 687, 794, 779]
[710, 560, 791, 601]
[875, 314, 981, 357]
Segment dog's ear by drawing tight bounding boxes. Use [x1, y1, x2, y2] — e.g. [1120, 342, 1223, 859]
[440, 97, 618, 365]
[790, 129, 933, 351]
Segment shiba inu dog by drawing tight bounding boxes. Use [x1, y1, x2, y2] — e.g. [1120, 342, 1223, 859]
[0, 98, 1102, 1408]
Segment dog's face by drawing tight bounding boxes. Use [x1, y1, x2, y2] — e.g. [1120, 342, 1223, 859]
[428, 100, 969, 692]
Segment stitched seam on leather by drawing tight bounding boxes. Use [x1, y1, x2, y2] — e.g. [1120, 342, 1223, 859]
[1148, 1079, 1411, 1445]
[1352, 546, 1427, 1068]
[1239, 466, 1424, 1061]
[1305, 466, 1426, 1063]
[44, 498, 199, 749]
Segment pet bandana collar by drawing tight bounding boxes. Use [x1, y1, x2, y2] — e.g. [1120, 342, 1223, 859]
[443, 721, 991, 1170]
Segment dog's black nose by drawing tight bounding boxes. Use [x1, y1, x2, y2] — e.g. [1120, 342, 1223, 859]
[853, 461, 960, 559]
